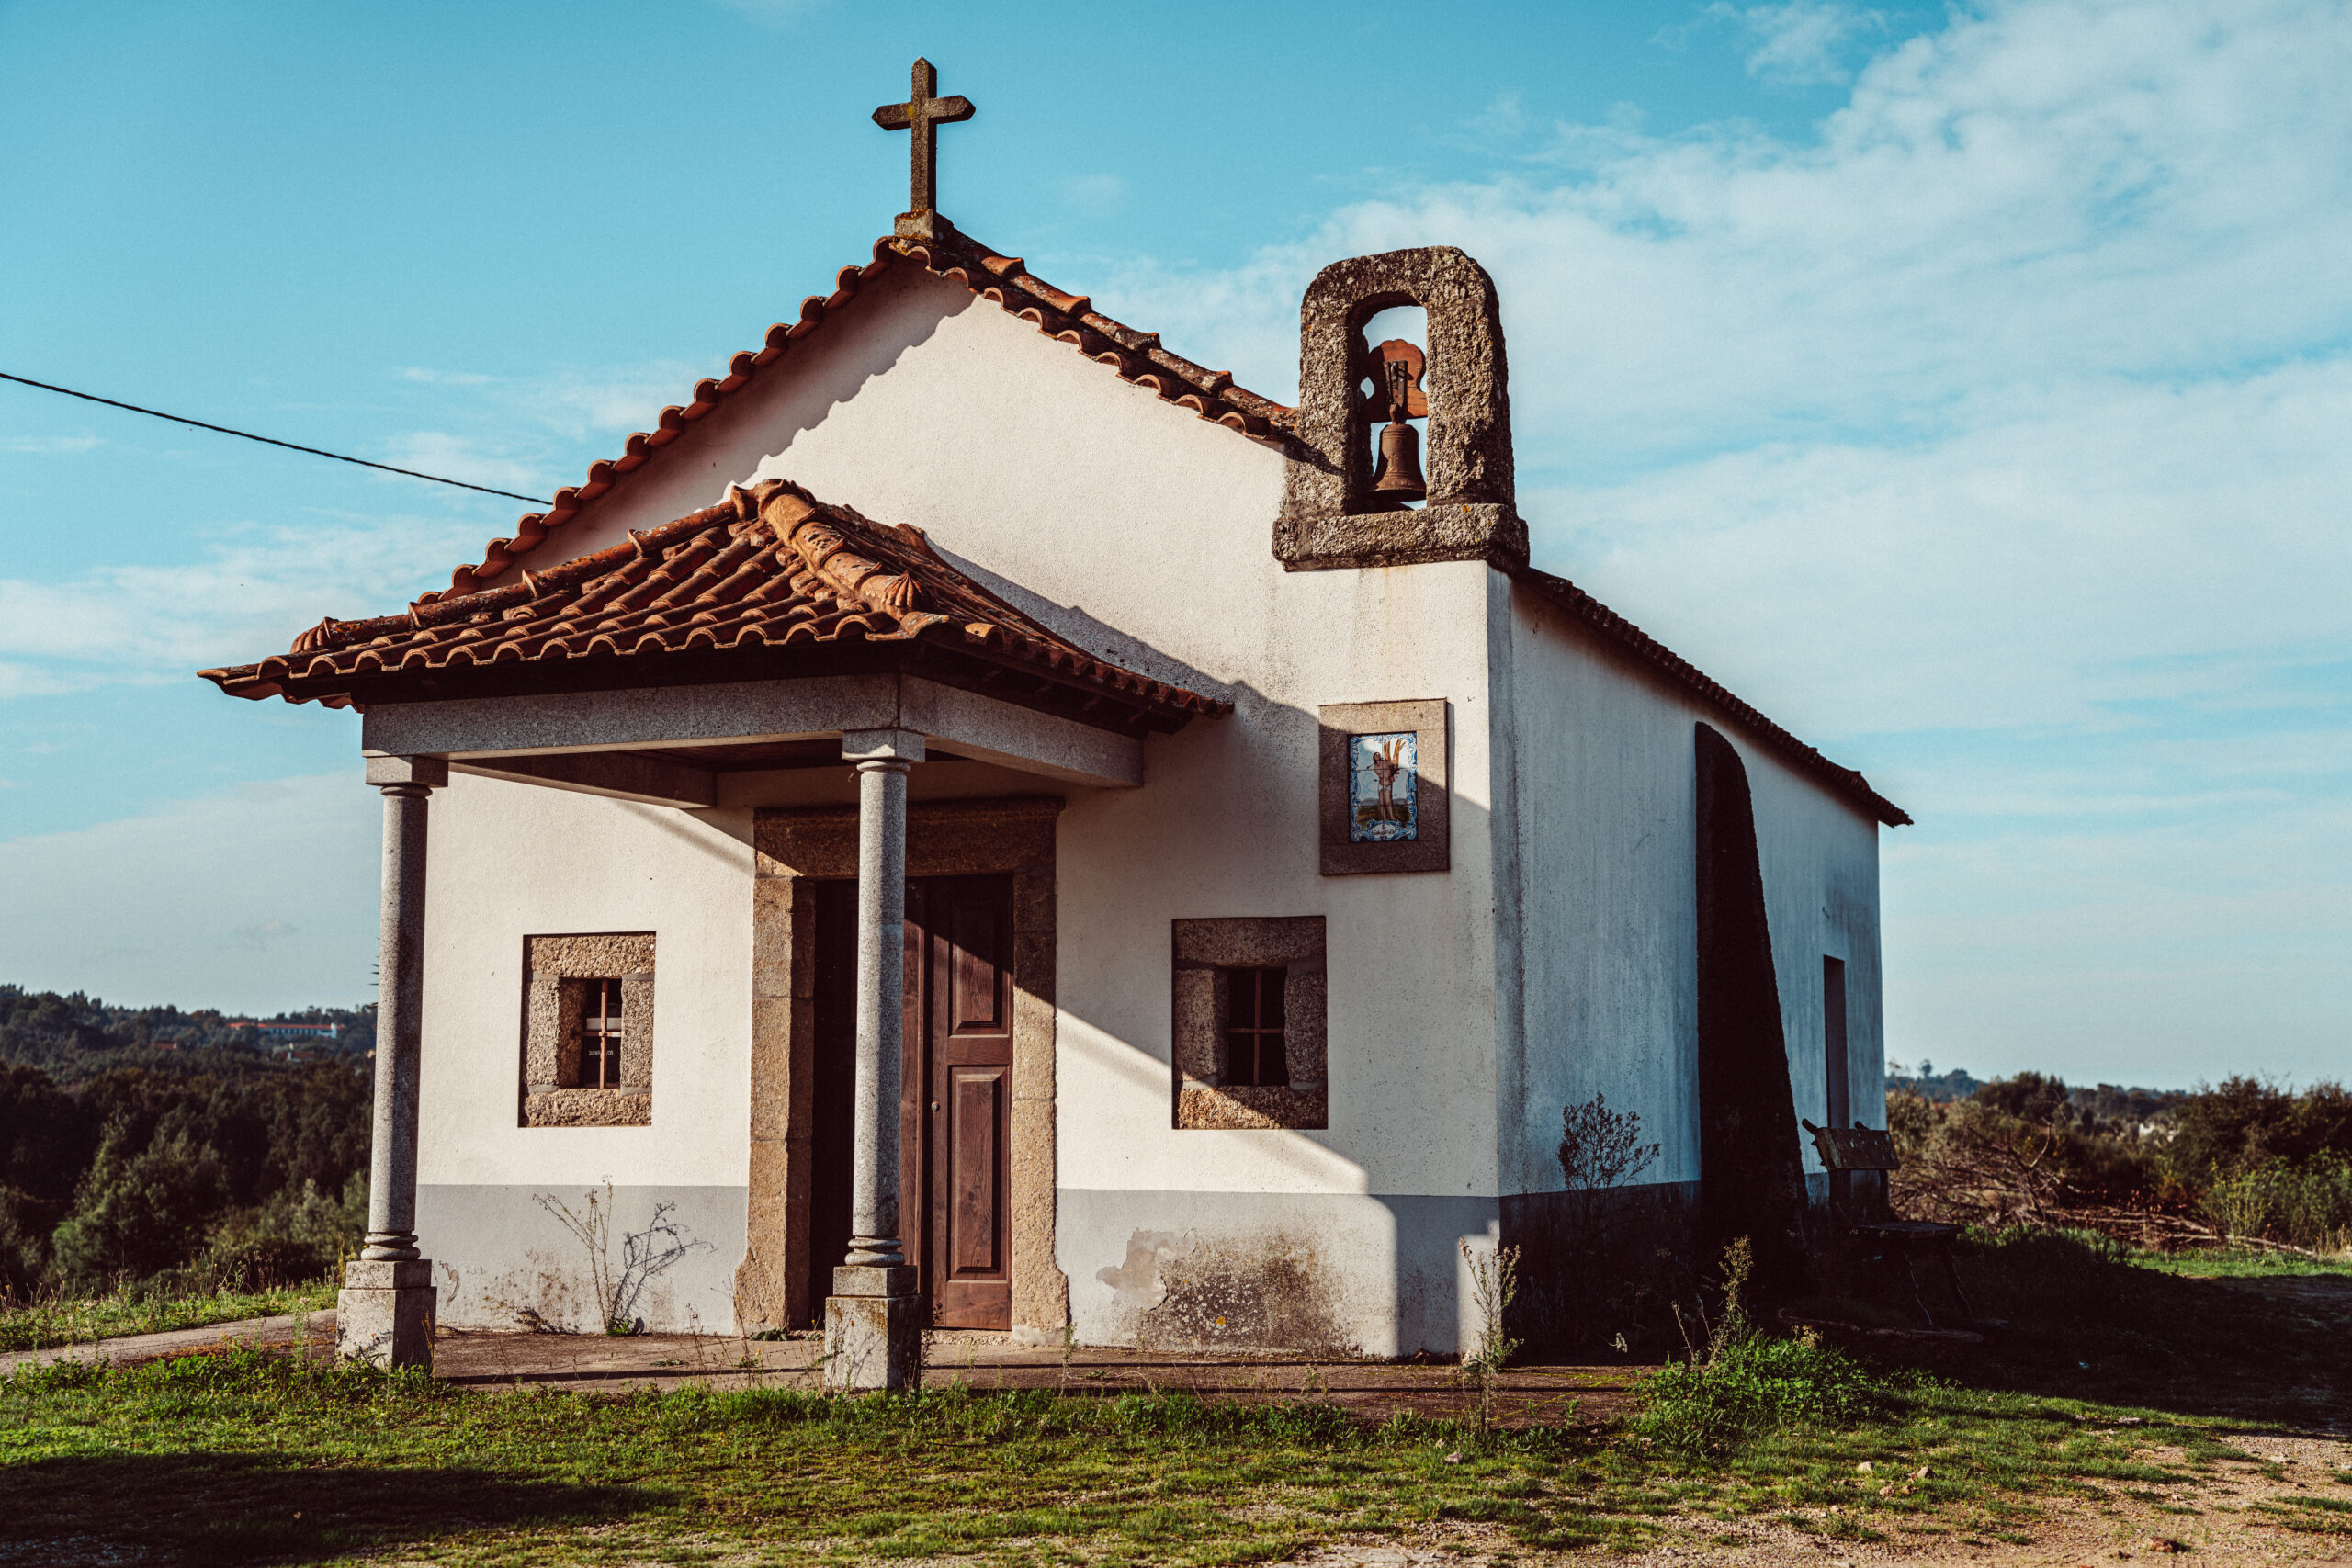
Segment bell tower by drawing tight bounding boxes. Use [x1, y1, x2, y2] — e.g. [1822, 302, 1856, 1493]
[1274, 246, 1526, 572]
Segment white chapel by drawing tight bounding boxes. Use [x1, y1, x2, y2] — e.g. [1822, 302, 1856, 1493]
[205, 63, 1906, 1382]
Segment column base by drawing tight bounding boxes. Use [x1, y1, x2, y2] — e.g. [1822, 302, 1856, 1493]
[337, 1258, 436, 1370]
[824, 1266, 921, 1392]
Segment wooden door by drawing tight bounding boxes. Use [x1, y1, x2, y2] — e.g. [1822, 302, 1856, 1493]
[899, 874, 1013, 1329]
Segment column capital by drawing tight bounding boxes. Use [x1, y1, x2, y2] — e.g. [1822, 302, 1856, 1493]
[365, 754, 450, 790]
[842, 728, 925, 765]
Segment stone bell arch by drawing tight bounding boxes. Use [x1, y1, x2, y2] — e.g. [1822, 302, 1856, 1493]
[1274, 246, 1528, 572]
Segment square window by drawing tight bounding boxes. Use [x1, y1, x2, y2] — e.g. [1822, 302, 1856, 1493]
[1221, 965, 1290, 1087]
[1172, 919, 1325, 1130]
[522, 934, 654, 1127]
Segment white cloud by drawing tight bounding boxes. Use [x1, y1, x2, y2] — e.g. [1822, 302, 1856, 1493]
[1711, 1, 1884, 87]
[1079, 0, 2352, 1078]
[0, 511, 489, 693]
[0, 774, 380, 1012]
[379, 431, 550, 497]
[1061, 174, 1128, 209]
[0, 434, 100, 454]
[527, 364, 706, 440]
[388, 361, 706, 445]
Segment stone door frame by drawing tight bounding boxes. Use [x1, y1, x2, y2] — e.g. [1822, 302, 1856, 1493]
[733, 795, 1069, 1342]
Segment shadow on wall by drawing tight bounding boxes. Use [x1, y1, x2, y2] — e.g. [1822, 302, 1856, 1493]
[741, 267, 970, 505]
[1693, 722, 1813, 1305]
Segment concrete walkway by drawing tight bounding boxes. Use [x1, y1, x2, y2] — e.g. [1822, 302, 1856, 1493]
[429, 1326, 1646, 1422]
[0, 1309, 337, 1374]
[1, 1310, 1645, 1423]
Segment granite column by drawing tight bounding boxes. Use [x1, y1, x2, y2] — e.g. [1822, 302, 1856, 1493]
[825, 728, 923, 1391]
[338, 754, 446, 1369]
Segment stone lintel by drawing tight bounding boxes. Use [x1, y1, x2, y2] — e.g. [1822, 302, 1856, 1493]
[362, 673, 1142, 789]
[842, 728, 926, 763]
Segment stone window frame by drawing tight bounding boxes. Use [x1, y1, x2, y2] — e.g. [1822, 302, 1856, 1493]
[521, 932, 655, 1128]
[1172, 917, 1327, 1131]
[1318, 699, 1450, 875]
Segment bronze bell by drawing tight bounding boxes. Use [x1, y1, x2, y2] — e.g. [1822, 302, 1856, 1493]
[1372, 419, 1427, 502]
[1367, 342, 1429, 503]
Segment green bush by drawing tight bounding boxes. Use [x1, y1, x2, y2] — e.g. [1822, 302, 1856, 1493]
[2168, 1077, 2352, 1180]
[1634, 1237, 1893, 1453]
[2201, 1156, 2352, 1251]
[45, 1128, 230, 1292]
[1635, 1330, 1889, 1452]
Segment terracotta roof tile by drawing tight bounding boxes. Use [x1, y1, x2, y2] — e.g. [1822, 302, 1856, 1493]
[1511, 566, 1910, 828]
[202, 479, 1229, 732]
[427, 221, 1295, 602]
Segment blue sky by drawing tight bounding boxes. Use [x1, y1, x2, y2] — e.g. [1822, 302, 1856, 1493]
[2, 0, 2346, 1088]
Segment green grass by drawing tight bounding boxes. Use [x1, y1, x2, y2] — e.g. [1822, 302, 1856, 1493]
[1, 1235, 2340, 1563]
[2121, 1245, 2352, 1278]
[0, 1279, 337, 1352]
[0, 1348, 2304, 1567]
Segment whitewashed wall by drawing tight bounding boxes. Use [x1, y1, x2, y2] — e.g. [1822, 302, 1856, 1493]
[415, 773, 754, 1331]
[1492, 579, 1887, 1201]
[416, 265, 1512, 1351]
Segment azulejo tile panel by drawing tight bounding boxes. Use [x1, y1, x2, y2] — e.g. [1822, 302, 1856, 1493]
[1347, 730, 1419, 843]
[1317, 700, 1450, 875]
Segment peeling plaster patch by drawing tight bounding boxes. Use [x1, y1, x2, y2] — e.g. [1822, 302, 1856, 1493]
[1107, 1228, 1357, 1357]
[1096, 1230, 1178, 1312]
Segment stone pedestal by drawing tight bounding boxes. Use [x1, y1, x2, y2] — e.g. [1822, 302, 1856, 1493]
[337, 1258, 436, 1370]
[824, 1265, 921, 1392]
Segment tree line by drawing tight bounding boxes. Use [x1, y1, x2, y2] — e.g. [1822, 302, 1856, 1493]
[1891, 1070, 2352, 1251]
[0, 986, 374, 1299]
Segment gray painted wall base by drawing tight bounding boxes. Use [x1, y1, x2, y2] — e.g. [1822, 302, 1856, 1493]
[1058, 1188, 1499, 1359]
[418, 1184, 746, 1335]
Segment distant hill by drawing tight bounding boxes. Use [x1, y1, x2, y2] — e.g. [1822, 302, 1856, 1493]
[1887, 1059, 2187, 1123]
[0, 984, 376, 1300]
[0, 985, 373, 1088]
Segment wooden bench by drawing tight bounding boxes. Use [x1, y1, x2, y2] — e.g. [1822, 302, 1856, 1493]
[1801, 1119, 1975, 1328]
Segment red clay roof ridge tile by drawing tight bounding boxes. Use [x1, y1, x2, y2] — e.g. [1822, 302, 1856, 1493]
[1510, 565, 1910, 828]
[424, 218, 1295, 604]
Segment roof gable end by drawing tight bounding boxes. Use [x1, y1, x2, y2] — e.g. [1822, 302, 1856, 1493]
[433, 221, 1294, 602]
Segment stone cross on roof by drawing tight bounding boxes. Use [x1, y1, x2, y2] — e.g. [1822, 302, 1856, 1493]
[873, 57, 975, 232]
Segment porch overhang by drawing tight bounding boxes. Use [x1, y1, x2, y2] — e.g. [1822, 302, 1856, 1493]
[362, 671, 1145, 797]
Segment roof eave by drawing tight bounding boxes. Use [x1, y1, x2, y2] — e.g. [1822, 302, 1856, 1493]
[202, 635, 1224, 738]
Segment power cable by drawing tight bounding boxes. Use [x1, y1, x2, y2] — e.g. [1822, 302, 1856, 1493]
[0, 369, 553, 505]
